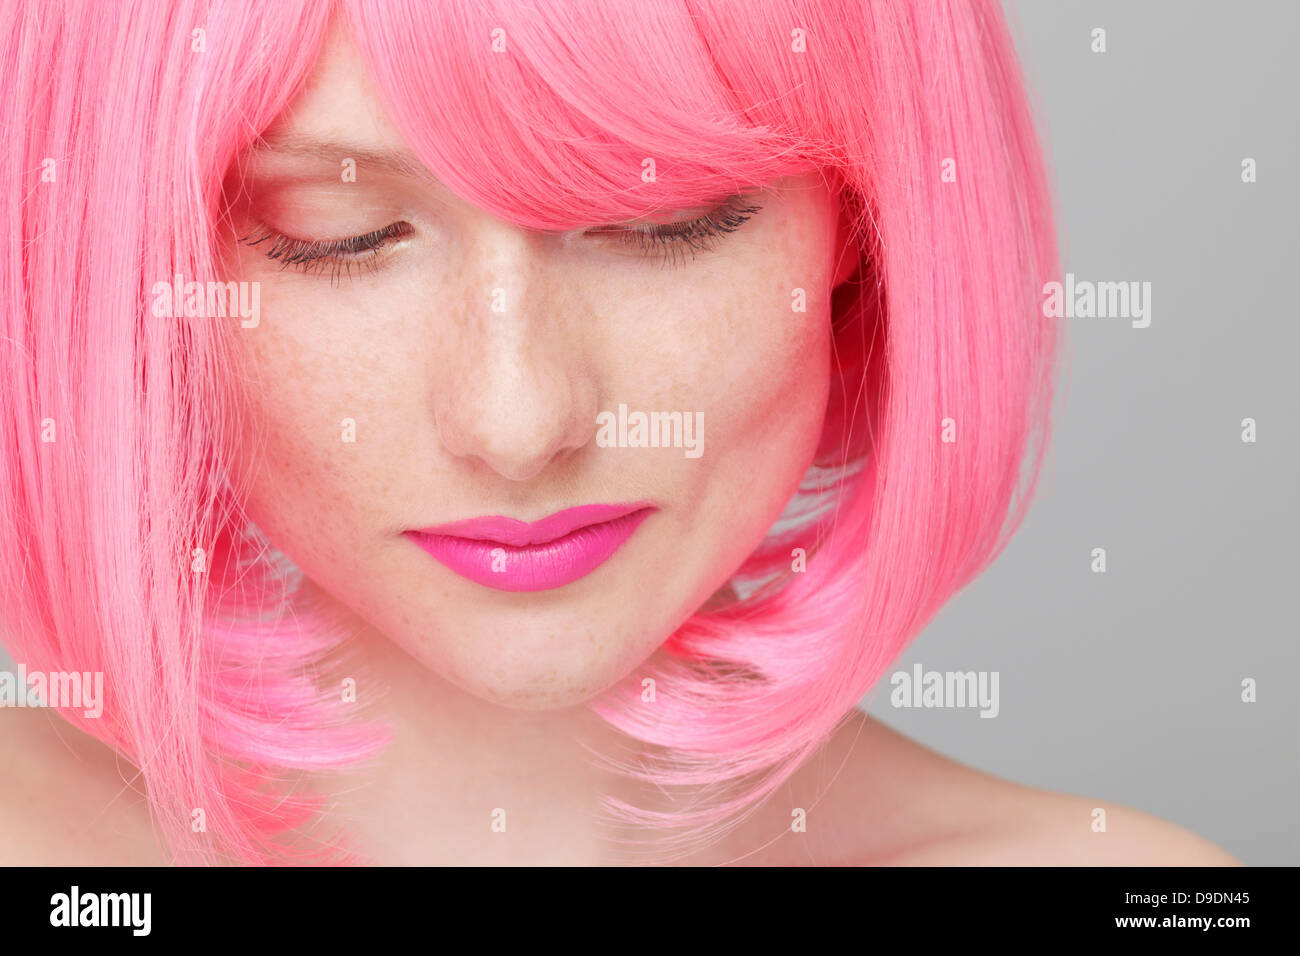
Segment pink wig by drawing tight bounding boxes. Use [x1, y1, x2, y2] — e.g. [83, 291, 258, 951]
[0, 0, 1059, 863]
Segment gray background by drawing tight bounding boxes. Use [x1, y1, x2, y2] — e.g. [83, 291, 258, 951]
[2, 1, 1295, 864]
[866, 0, 1298, 865]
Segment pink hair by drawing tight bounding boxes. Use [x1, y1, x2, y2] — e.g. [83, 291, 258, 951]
[0, 0, 1059, 864]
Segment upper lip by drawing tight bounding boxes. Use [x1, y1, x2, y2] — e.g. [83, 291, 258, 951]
[410, 502, 654, 547]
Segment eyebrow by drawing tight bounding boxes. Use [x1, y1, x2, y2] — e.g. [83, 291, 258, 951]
[243, 133, 434, 181]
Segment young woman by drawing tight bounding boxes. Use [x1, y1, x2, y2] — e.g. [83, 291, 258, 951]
[0, 0, 1237, 865]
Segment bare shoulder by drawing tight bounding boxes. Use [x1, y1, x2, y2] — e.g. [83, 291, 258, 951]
[941, 793, 1244, 866]
[771, 712, 1240, 866]
[0, 706, 169, 865]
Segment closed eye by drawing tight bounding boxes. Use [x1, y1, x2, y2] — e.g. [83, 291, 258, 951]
[240, 221, 414, 283]
[240, 194, 763, 280]
[585, 194, 763, 266]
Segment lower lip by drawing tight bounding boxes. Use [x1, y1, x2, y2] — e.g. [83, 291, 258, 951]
[407, 508, 654, 592]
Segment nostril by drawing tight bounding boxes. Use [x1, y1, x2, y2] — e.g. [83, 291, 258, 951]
[481, 455, 551, 483]
[434, 407, 591, 482]
[430, 346, 598, 481]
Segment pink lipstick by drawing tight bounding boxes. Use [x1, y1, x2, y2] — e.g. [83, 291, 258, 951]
[406, 503, 655, 592]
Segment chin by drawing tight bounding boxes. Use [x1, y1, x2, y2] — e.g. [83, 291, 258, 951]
[398, 615, 661, 712]
[439, 663, 634, 712]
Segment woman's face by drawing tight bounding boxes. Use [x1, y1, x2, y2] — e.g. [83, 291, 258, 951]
[222, 28, 851, 709]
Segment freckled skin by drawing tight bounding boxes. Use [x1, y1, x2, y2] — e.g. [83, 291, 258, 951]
[221, 27, 845, 712]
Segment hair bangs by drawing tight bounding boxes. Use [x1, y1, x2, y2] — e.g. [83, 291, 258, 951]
[345, 0, 824, 229]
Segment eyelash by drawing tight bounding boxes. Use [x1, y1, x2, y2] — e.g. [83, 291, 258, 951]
[589, 196, 763, 267]
[240, 196, 762, 281]
[240, 222, 413, 283]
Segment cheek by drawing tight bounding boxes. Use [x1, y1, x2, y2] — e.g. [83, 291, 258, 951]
[618, 235, 834, 483]
[222, 281, 427, 561]
[584, 225, 834, 622]
[589, 233, 832, 431]
[691, 274, 832, 555]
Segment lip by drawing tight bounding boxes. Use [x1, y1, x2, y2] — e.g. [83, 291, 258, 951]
[406, 503, 656, 592]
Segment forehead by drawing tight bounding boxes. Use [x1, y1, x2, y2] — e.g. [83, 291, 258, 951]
[262, 24, 405, 155]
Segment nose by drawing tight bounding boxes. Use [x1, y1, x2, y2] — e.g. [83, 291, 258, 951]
[432, 225, 597, 482]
